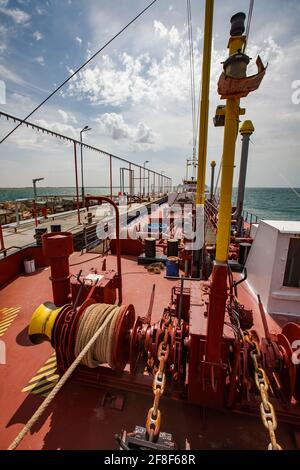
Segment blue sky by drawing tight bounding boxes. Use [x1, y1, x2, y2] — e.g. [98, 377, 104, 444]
[0, 0, 300, 189]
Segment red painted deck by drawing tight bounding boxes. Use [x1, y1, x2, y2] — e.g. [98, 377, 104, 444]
[0, 251, 298, 450]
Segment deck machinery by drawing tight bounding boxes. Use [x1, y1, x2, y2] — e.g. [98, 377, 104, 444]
[26, 8, 300, 451]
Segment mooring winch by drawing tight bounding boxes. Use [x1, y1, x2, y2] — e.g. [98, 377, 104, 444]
[26, 197, 300, 452]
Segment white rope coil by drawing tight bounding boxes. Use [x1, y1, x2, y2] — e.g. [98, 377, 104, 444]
[8, 303, 123, 450]
[75, 303, 121, 368]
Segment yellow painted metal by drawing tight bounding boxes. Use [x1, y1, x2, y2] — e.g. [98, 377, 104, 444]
[228, 35, 246, 55]
[22, 352, 59, 397]
[215, 35, 246, 263]
[29, 303, 62, 342]
[0, 307, 20, 337]
[196, 0, 214, 206]
[240, 120, 255, 135]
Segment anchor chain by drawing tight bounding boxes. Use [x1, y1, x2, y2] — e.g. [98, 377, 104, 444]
[145, 311, 171, 442]
[244, 331, 282, 450]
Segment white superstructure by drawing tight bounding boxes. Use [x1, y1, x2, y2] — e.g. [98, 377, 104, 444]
[246, 220, 300, 316]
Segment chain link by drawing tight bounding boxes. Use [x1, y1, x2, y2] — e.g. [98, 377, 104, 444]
[244, 331, 282, 450]
[146, 312, 171, 442]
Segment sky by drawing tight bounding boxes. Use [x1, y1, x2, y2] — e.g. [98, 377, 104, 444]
[0, 0, 300, 189]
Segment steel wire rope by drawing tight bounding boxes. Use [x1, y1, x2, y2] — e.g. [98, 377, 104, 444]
[187, 0, 197, 163]
[0, 0, 159, 145]
[244, 0, 254, 52]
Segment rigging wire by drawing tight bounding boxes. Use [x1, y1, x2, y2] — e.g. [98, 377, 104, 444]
[186, 0, 197, 163]
[0, 0, 158, 145]
[244, 0, 254, 52]
[214, 157, 222, 203]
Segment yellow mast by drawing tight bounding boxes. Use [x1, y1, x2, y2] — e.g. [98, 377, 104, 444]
[215, 35, 246, 262]
[196, 0, 214, 206]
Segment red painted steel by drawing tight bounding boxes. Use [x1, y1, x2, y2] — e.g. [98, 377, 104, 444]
[42, 232, 74, 307]
[109, 155, 113, 199]
[33, 200, 38, 228]
[218, 56, 267, 99]
[0, 246, 48, 287]
[85, 196, 122, 304]
[73, 142, 81, 225]
[70, 270, 117, 305]
[139, 167, 142, 196]
[0, 222, 4, 252]
[205, 263, 228, 363]
[1, 247, 300, 449]
[110, 238, 144, 256]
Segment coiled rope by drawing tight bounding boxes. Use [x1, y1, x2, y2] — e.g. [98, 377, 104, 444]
[75, 304, 121, 368]
[8, 304, 122, 450]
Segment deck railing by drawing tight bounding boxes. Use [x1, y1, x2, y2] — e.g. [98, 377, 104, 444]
[205, 200, 261, 235]
[241, 210, 261, 226]
[204, 200, 218, 231]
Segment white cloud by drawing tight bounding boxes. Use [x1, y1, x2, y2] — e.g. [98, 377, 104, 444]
[1, 8, 300, 188]
[32, 31, 43, 41]
[0, 64, 24, 84]
[153, 20, 168, 39]
[75, 36, 82, 45]
[68, 22, 194, 108]
[58, 109, 69, 123]
[35, 56, 45, 66]
[34, 119, 78, 140]
[0, 24, 7, 52]
[154, 20, 180, 46]
[36, 6, 46, 15]
[0, 6, 30, 24]
[57, 109, 78, 124]
[96, 113, 155, 146]
[0, 64, 51, 95]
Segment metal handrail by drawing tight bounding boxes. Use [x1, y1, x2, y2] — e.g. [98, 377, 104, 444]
[241, 209, 261, 225]
[0, 245, 24, 258]
[204, 200, 218, 229]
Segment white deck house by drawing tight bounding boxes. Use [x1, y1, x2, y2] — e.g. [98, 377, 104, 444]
[246, 221, 300, 316]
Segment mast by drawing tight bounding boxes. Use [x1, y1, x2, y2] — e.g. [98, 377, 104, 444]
[204, 9, 267, 372]
[195, 0, 214, 206]
[215, 29, 247, 263]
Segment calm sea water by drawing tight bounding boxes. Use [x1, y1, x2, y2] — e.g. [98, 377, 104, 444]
[0, 187, 299, 221]
[0, 187, 107, 202]
[231, 188, 300, 221]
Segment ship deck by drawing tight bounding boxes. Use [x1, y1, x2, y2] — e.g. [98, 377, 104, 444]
[0, 251, 298, 450]
[1, 201, 154, 255]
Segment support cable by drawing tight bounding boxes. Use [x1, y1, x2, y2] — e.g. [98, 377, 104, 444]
[0, 0, 158, 145]
[187, 0, 197, 163]
[244, 0, 254, 52]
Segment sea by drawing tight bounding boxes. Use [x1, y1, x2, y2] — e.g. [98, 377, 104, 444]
[0, 187, 299, 221]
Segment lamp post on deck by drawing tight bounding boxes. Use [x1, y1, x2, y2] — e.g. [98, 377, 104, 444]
[80, 126, 92, 203]
[32, 177, 44, 199]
